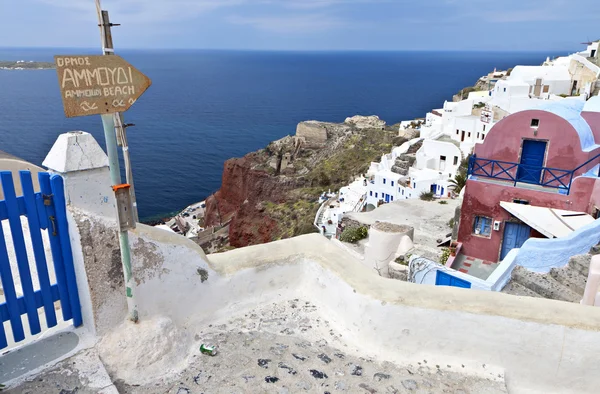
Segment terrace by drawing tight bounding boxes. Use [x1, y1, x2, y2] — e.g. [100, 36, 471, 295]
[467, 153, 600, 194]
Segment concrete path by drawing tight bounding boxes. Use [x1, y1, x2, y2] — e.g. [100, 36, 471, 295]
[107, 299, 506, 393]
[0, 331, 79, 383]
[3, 348, 118, 394]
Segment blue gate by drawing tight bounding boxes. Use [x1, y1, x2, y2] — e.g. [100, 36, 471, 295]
[500, 222, 531, 261]
[435, 270, 472, 289]
[517, 140, 547, 183]
[0, 171, 82, 350]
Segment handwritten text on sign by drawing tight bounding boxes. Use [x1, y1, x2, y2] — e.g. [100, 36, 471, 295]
[54, 55, 151, 118]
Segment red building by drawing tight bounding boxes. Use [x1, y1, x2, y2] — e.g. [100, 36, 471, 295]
[455, 98, 600, 264]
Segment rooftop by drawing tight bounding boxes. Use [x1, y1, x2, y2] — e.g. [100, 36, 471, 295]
[536, 99, 597, 151]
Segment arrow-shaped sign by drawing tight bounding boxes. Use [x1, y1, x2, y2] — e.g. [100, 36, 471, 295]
[54, 55, 151, 118]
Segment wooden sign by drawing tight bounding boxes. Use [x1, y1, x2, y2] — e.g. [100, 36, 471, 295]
[54, 55, 151, 118]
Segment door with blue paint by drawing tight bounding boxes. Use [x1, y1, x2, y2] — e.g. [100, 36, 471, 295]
[435, 271, 472, 289]
[517, 140, 547, 183]
[500, 222, 531, 260]
[385, 194, 390, 203]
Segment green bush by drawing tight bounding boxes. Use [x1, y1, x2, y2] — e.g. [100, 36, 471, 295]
[419, 191, 435, 201]
[438, 200, 448, 205]
[340, 226, 368, 243]
[440, 248, 451, 265]
[448, 218, 455, 229]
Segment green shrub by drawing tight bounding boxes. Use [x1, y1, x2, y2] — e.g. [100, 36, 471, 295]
[340, 226, 368, 243]
[419, 191, 435, 201]
[440, 248, 451, 265]
[448, 218, 455, 229]
[438, 200, 448, 205]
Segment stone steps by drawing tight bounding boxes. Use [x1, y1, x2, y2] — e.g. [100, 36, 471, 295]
[568, 254, 592, 278]
[549, 265, 588, 296]
[501, 281, 544, 299]
[510, 266, 582, 303]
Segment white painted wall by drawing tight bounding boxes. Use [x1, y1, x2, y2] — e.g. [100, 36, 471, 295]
[514, 218, 600, 273]
[68, 204, 600, 394]
[43, 132, 116, 219]
[409, 250, 518, 292]
[364, 224, 413, 277]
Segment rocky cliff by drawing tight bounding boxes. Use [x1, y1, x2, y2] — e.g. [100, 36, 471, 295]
[203, 116, 405, 248]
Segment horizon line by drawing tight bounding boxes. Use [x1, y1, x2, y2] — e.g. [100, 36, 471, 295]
[0, 46, 573, 54]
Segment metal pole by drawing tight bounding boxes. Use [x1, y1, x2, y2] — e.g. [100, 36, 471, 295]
[114, 114, 139, 222]
[96, 0, 138, 322]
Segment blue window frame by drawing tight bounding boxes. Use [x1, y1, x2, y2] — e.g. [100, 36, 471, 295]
[383, 178, 386, 184]
[401, 189, 404, 195]
[473, 216, 492, 237]
[413, 183, 416, 188]
[370, 191, 373, 196]
[391, 181, 395, 186]
[375, 192, 378, 198]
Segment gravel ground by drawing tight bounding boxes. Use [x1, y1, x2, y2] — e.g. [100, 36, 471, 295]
[8, 299, 506, 394]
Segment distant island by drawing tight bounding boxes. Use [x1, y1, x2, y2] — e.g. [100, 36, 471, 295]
[0, 60, 55, 70]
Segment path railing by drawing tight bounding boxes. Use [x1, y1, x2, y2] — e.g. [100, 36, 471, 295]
[467, 153, 600, 195]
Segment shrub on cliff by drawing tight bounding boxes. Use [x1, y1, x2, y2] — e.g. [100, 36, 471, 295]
[340, 226, 368, 243]
[419, 191, 434, 201]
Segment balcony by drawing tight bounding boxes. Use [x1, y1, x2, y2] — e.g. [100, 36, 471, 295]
[467, 154, 600, 195]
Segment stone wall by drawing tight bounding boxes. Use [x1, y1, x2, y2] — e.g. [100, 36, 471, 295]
[296, 121, 328, 144]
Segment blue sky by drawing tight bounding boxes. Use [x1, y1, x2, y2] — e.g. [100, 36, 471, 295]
[1, 0, 598, 51]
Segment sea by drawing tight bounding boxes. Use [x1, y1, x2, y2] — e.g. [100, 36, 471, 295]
[0, 48, 565, 222]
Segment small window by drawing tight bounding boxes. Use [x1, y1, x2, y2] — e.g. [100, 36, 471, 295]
[375, 193, 378, 198]
[477, 133, 480, 139]
[504, 88, 507, 92]
[449, 173, 452, 178]
[402, 189, 404, 195]
[531, 119, 540, 127]
[383, 178, 386, 184]
[482, 133, 486, 140]
[483, 125, 486, 132]
[594, 207, 600, 219]
[391, 196, 394, 201]
[468, 132, 471, 137]
[370, 191, 373, 196]
[440, 155, 446, 161]
[456, 129, 459, 135]
[513, 199, 530, 205]
[473, 216, 492, 237]
[453, 156, 459, 165]
[413, 182, 416, 188]
[391, 181, 395, 186]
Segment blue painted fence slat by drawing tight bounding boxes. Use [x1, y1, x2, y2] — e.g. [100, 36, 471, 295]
[0, 223, 25, 343]
[50, 175, 82, 327]
[0, 171, 42, 335]
[35, 193, 49, 230]
[38, 172, 73, 321]
[0, 197, 27, 221]
[0, 284, 61, 323]
[20, 171, 58, 329]
[0, 310, 6, 349]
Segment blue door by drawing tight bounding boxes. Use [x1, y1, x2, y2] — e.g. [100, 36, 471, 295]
[517, 140, 546, 183]
[500, 222, 531, 260]
[440, 187, 444, 196]
[430, 184, 437, 193]
[385, 194, 390, 203]
[435, 271, 472, 288]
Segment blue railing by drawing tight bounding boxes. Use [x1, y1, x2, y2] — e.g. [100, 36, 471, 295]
[468, 153, 600, 195]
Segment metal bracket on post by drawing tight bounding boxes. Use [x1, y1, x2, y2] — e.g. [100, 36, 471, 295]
[112, 184, 136, 231]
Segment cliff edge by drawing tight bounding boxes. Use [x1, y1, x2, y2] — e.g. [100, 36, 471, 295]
[202, 116, 406, 249]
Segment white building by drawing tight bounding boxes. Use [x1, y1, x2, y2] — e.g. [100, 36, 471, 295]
[366, 136, 462, 205]
[316, 178, 368, 237]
